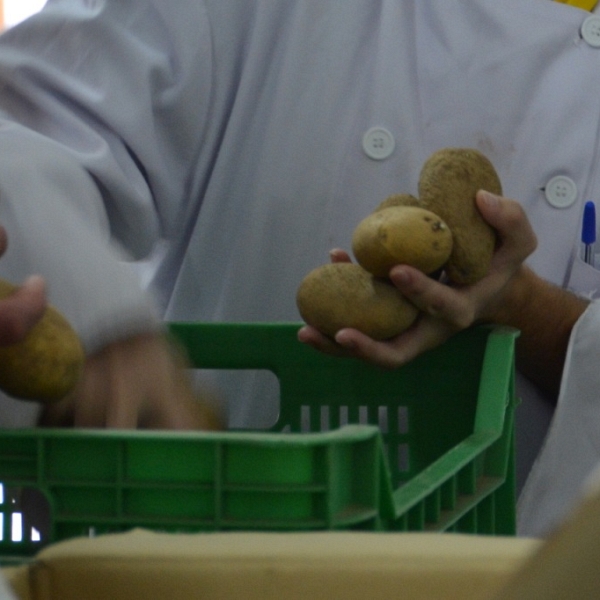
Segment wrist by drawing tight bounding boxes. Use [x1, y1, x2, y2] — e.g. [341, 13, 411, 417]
[477, 264, 589, 400]
[478, 265, 533, 327]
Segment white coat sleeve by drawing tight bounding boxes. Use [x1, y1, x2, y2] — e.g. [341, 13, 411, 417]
[518, 302, 600, 537]
[0, 0, 211, 353]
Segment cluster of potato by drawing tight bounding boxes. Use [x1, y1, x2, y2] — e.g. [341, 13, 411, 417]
[296, 148, 502, 340]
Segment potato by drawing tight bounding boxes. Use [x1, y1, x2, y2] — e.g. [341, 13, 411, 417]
[0, 278, 85, 402]
[418, 147, 501, 284]
[352, 206, 453, 278]
[374, 193, 421, 212]
[296, 262, 419, 340]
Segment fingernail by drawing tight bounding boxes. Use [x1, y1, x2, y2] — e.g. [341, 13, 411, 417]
[478, 189, 500, 207]
[22, 275, 45, 290]
[391, 266, 410, 285]
[335, 331, 356, 349]
[329, 248, 345, 262]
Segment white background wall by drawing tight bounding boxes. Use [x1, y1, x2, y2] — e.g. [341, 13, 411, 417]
[4, 0, 45, 28]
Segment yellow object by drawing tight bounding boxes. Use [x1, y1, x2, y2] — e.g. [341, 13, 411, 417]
[554, 0, 598, 11]
[352, 206, 453, 277]
[296, 262, 419, 339]
[418, 148, 500, 285]
[3, 530, 540, 600]
[492, 475, 600, 599]
[0, 279, 84, 402]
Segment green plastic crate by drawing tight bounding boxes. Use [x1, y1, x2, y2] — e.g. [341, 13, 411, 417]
[0, 323, 518, 561]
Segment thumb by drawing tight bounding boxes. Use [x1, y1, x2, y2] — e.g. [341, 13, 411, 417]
[0, 275, 47, 345]
[476, 190, 538, 262]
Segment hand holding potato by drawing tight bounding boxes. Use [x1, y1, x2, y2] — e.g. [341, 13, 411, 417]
[297, 146, 584, 397]
[296, 148, 502, 343]
[0, 223, 84, 402]
[298, 190, 538, 369]
[0, 277, 85, 402]
[39, 331, 224, 430]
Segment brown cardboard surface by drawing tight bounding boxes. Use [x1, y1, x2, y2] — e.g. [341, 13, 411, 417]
[493, 485, 600, 599]
[3, 566, 30, 600]
[3, 530, 539, 600]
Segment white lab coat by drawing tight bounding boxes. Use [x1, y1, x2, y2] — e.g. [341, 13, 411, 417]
[0, 0, 598, 536]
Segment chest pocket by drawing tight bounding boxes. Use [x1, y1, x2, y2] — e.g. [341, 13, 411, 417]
[567, 254, 600, 300]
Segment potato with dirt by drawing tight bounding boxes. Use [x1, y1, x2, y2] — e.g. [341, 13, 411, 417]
[418, 147, 501, 284]
[374, 193, 421, 212]
[352, 205, 453, 278]
[296, 263, 419, 340]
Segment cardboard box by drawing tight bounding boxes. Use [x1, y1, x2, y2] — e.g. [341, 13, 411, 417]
[3, 530, 539, 600]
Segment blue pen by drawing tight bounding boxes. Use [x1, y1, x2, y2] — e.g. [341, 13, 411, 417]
[582, 201, 596, 267]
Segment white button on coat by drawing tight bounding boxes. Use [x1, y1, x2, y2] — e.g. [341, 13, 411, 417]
[581, 15, 600, 47]
[544, 175, 578, 208]
[362, 127, 395, 160]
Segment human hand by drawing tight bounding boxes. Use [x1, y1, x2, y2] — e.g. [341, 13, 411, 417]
[297, 190, 537, 369]
[39, 332, 224, 430]
[0, 224, 47, 345]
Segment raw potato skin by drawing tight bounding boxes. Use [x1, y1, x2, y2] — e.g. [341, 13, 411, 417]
[0, 279, 85, 402]
[296, 263, 419, 340]
[352, 206, 453, 278]
[374, 193, 421, 212]
[418, 148, 501, 285]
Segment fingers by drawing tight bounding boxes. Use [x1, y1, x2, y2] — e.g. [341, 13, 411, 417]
[40, 353, 112, 428]
[102, 354, 140, 429]
[389, 266, 475, 329]
[476, 190, 538, 264]
[101, 334, 171, 429]
[299, 323, 405, 368]
[334, 328, 409, 368]
[388, 192, 538, 327]
[336, 319, 457, 369]
[329, 248, 352, 263]
[41, 333, 225, 431]
[297, 325, 353, 357]
[299, 320, 453, 371]
[0, 275, 47, 345]
[297, 324, 409, 367]
[142, 378, 225, 431]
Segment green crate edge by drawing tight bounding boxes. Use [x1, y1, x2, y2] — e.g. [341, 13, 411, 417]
[0, 323, 518, 561]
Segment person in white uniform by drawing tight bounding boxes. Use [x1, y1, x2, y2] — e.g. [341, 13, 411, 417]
[0, 0, 597, 537]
